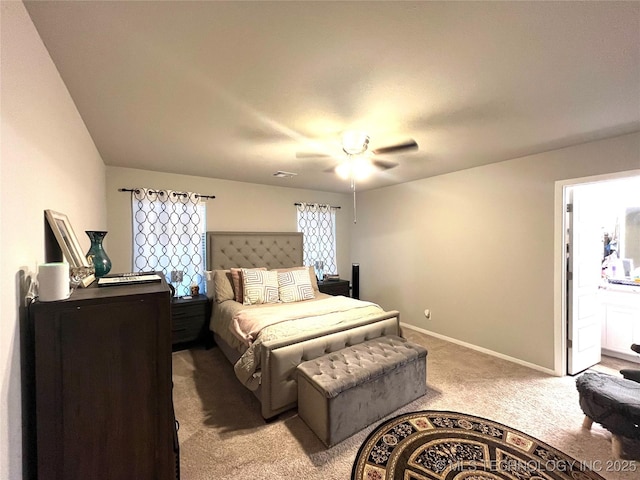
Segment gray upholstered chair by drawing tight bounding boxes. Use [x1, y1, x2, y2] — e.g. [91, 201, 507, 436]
[576, 344, 640, 457]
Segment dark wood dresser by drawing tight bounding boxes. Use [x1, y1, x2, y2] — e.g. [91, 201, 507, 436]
[28, 279, 177, 480]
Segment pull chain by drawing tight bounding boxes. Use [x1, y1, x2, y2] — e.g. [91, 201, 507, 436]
[351, 168, 357, 224]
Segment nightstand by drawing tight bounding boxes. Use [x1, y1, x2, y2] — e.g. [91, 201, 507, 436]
[171, 294, 209, 349]
[318, 279, 350, 297]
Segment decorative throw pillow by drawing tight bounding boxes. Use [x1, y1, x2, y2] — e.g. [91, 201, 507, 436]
[230, 267, 265, 303]
[242, 269, 279, 305]
[277, 269, 315, 303]
[212, 270, 234, 303]
[307, 266, 320, 292]
[272, 266, 320, 292]
[205, 270, 215, 300]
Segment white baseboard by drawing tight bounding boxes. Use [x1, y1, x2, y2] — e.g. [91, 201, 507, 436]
[401, 322, 559, 377]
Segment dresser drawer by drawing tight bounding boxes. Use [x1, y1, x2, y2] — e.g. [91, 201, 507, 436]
[171, 318, 203, 344]
[318, 280, 350, 297]
[172, 302, 206, 320]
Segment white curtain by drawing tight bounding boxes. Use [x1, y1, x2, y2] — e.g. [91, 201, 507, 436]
[132, 188, 206, 296]
[296, 203, 338, 275]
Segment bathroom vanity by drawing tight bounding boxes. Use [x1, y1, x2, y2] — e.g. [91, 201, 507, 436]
[600, 283, 640, 363]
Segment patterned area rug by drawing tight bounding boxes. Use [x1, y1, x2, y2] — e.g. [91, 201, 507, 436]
[352, 411, 607, 480]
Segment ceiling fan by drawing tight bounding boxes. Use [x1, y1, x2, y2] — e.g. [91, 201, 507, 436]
[296, 131, 419, 178]
[297, 131, 419, 223]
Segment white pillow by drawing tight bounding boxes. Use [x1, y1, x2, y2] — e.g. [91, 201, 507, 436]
[242, 268, 279, 305]
[277, 269, 315, 303]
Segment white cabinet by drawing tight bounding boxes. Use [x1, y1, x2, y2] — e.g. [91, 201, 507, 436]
[600, 288, 640, 362]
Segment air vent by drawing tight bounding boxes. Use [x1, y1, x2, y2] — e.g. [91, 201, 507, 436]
[273, 171, 298, 178]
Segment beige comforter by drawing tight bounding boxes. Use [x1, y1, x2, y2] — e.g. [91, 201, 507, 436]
[212, 295, 384, 391]
[231, 295, 379, 346]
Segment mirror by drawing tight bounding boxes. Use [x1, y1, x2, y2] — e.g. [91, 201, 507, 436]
[599, 178, 640, 280]
[623, 207, 640, 273]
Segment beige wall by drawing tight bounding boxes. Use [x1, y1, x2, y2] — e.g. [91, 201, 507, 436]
[105, 167, 353, 280]
[0, 3, 107, 479]
[353, 131, 640, 371]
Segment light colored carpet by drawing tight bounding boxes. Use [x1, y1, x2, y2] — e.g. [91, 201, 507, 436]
[172, 329, 640, 480]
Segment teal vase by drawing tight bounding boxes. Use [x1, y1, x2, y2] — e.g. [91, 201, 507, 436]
[85, 231, 112, 277]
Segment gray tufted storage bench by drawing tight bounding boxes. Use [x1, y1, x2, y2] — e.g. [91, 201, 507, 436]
[296, 335, 427, 447]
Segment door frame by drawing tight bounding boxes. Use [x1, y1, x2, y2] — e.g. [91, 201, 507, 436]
[554, 169, 640, 376]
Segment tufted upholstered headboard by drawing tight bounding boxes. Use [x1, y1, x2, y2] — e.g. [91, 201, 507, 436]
[206, 231, 303, 271]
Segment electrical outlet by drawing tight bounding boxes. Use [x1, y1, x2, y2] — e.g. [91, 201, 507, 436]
[424, 309, 431, 319]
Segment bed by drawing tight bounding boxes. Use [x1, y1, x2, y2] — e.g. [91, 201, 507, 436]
[206, 231, 401, 419]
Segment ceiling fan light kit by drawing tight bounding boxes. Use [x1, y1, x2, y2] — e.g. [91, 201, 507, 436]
[341, 131, 370, 155]
[335, 157, 375, 181]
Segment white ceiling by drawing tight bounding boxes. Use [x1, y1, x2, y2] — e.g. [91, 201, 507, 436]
[24, 1, 640, 194]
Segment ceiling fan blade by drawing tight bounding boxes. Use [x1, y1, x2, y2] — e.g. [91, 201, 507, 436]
[323, 159, 398, 174]
[295, 151, 332, 159]
[372, 159, 399, 170]
[371, 139, 418, 155]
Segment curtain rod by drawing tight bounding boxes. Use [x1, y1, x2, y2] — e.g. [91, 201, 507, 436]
[119, 188, 215, 200]
[294, 202, 341, 209]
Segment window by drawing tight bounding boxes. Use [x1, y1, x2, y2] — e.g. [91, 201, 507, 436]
[296, 203, 337, 275]
[131, 188, 206, 296]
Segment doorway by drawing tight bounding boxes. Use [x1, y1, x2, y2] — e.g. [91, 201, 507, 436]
[556, 170, 640, 376]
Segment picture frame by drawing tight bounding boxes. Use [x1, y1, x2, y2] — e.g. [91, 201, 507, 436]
[45, 210, 95, 287]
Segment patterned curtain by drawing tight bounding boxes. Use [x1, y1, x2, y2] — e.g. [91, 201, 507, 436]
[296, 203, 338, 275]
[131, 188, 206, 296]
